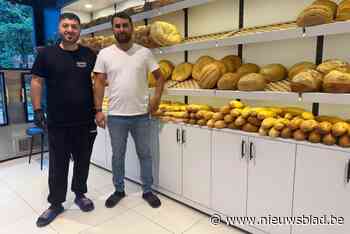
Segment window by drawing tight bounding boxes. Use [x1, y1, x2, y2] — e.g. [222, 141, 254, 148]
[22, 73, 33, 122]
[0, 0, 35, 69]
[0, 73, 8, 126]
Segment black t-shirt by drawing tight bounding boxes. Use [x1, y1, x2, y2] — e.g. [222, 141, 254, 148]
[31, 45, 96, 127]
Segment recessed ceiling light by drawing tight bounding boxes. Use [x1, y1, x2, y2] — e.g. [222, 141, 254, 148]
[85, 4, 93, 9]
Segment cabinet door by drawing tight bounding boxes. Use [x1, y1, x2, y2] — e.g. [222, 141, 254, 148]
[157, 123, 182, 194]
[247, 137, 296, 234]
[91, 127, 107, 168]
[182, 126, 211, 207]
[293, 145, 350, 234]
[212, 130, 248, 217]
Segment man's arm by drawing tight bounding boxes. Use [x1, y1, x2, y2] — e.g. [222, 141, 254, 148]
[93, 72, 107, 128]
[31, 75, 44, 110]
[93, 73, 107, 111]
[149, 68, 165, 114]
[31, 75, 47, 129]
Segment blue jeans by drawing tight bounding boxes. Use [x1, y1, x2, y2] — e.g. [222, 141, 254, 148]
[107, 114, 153, 193]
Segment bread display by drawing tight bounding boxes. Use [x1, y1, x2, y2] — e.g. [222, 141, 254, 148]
[134, 25, 160, 48]
[148, 59, 174, 87]
[156, 100, 350, 148]
[288, 62, 317, 81]
[291, 69, 323, 92]
[150, 21, 182, 46]
[212, 61, 228, 76]
[171, 63, 193, 81]
[323, 70, 350, 93]
[192, 56, 215, 81]
[259, 64, 287, 83]
[238, 73, 267, 91]
[316, 59, 350, 74]
[336, 0, 350, 21]
[237, 63, 260, 77]
[198, 62, 222, 89]
[297, 0, 337, 27]
[217, 73, 241, 90]
[220, 55, 242, 73]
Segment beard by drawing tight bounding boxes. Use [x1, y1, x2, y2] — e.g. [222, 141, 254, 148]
[115, 33, 132, 44]
[60, 33, 79, 44]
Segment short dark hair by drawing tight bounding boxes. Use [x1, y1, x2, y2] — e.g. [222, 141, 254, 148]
[59, 13, 81, 25]
[111, 11, 133, 27]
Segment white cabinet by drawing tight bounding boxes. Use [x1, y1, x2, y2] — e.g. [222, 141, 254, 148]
[211, 132, 296, 234]
[158, 123, 182, 195]
[211, 130, 247, 218]
[91, 127, 107, 168]
[247, 137, 296, 234]
[156, 123, 211, 207]
[293, 145, 350, 234]
[182, 125, 212, 208]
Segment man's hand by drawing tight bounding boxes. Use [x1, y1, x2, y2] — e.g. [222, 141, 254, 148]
[34, 109, 47, 130]
[149, 96, 161, 115]
[95, 111, 106, 128]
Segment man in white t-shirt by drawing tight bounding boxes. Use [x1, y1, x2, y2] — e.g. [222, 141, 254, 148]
[93, 12, 165, 208]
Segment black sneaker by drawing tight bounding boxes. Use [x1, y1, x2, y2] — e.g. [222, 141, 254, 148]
[36, 205, 64, 227]
[74, 195, 94, 212]
[142, 192, 161, 208]
[105, 191, 125, 208]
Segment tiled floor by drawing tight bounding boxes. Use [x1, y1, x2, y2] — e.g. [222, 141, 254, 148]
[0, 154, 245, 234]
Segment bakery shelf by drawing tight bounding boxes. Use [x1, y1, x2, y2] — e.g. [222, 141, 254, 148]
[152, 21, 350, 55]
[304, 20, 350, 37]
[215, 90, 301, 102]
[165, 88, 216, 96]
[302, 92, 350, 105]
[152, 22, 303, 55]
[81, 0, 212, 36]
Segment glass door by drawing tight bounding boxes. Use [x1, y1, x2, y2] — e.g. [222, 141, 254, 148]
[0, 72, 8, 126]
[22, 73, 34, 122]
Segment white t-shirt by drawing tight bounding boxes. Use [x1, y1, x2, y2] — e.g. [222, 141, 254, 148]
[94, 43, 159, 116]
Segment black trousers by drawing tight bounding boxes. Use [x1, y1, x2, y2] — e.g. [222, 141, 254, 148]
[47, 123, 97, 204]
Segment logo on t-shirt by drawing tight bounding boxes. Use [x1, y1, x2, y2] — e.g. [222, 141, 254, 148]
[76, 61, 87, 68]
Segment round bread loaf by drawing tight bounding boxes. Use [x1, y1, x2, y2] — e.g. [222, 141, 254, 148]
[171, 63, 193, 81]
[192, 56, 215, 81]
[260, 64, 287, 83]
[217, 73, 241, 90]
[291, 69, 323, 92]
[220, 55, 242, 73]
[296, 4, 335, 27]
[212, 60, 227, 76]
[150, 21, 182, 46]
[238, 73, 267, 91]
[313, 0, 338, 13]
[323, 70, 350, 93]
[198, 63, 222, 89]
[288, 62, 316, 81]
[316, 59, 350, 74]
[237, 63, 260, 77]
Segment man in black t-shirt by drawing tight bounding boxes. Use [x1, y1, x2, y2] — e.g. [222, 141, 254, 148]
[31, 13, 97, 227]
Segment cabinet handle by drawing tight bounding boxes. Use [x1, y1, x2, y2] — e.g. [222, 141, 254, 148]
[241, 140, 245, 158]
[182, 129, 186, 144]
[176, 128, 180, 143]
[249, 142, 254, 160]
[347, 160, 350, 184]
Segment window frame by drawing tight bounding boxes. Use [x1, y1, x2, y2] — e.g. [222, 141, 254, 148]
[0, 72, 9, 126]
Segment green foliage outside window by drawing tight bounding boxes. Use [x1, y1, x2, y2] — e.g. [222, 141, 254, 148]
[0, 0, 35, 69]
